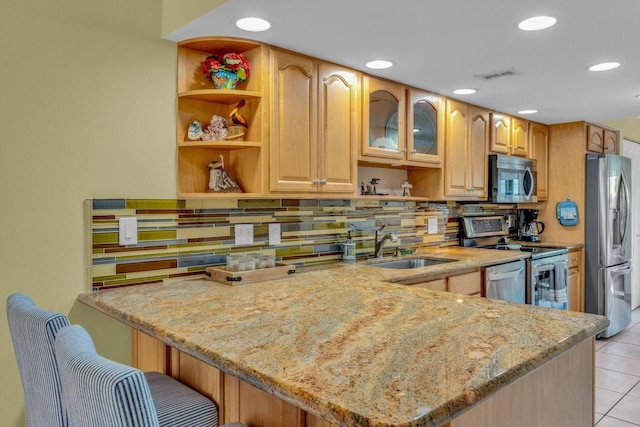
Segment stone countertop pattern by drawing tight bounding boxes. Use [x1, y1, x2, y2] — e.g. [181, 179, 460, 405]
[78, 247, 608, 427]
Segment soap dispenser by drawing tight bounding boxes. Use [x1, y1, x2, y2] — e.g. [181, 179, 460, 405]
[342, 230, 356, 262]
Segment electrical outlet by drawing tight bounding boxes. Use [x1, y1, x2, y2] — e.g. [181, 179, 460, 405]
[427, 218, 438, 235]
[269, 223, 281, 245]
[235, 224, 254, 246]
[119, 217, 138, 245]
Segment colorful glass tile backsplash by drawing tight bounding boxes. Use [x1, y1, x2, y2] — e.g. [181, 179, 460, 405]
[87, 198, 452, 291]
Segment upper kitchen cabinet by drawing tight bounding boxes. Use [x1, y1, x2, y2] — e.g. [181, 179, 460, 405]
[360, 79, 443, 168]
[176, 37, 266, 197]
[269, 49, 359, 194]
[405, 90, 444, 167]
[412, 99, 489, 200]
[529, 122, 549, 201]
[587, 123, 619, 154]
[490, 113, 529, 157]
[361, 76, 406, 163]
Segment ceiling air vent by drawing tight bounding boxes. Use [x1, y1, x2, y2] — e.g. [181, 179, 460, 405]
[474, 68, 522, 81]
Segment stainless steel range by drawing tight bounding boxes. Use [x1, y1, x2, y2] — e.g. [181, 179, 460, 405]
[461, 215, 569, 309]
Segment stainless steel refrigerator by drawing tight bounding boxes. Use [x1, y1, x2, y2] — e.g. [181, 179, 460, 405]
[585, 153, 633, 338]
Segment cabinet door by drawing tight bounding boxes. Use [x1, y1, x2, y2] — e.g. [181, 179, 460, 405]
[586, 124, 604, 152]
[510, 118, 529, 157]
[568, 248, 584, 312]
[529, 123, 549, 201]
[444, 99, 470, 197]
[448, 271, 482, 296]
[467, 107, 490, 198]
[413, 278, 447, 291]
[490, 113, 511, 154]
[604, 128, 618, 154]
[361, 76, 406, 161]
[406, 89, 443, 166]
[270, 50, 317, 192]
[317, 63, 359, 193]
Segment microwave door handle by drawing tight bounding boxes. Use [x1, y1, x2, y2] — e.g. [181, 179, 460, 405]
[488, 268, 525, 282]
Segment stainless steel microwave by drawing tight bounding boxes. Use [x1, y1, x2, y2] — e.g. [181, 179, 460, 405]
[488, 154, 537, 203]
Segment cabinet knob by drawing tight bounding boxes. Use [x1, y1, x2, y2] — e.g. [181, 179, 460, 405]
[401, 148, 407, 153]
[320, 179, 327, 185]
[313, 178, 320, 185]
[411, 149, 417, 154]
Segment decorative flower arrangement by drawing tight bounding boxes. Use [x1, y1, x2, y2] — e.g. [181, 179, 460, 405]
[202, 53, 251, 89]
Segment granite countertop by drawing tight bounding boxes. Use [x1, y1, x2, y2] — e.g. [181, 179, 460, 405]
[78, 246, 608, 427]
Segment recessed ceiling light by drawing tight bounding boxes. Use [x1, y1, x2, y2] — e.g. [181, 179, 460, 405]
[518, 109, 538, 115]
[453, 88, 477, 95]
[235, 17, 271, 32]
[588, 62, 620, 72]
[518, 16, 557, 31]
[365, 60, 393, 70]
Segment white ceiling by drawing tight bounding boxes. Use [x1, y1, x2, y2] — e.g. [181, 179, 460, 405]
[165, 0, 640, 125]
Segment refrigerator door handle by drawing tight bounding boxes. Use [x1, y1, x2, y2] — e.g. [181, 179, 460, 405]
[619, 169, 631, 256]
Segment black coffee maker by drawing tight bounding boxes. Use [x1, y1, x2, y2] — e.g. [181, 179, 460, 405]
[517, 209, 545, 242]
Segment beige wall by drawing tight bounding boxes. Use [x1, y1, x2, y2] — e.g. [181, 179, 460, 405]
[0, 0, 176, 425]
[599, 118, 640, 143]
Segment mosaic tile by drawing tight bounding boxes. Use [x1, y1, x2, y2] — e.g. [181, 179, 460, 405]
[186, 199, 239, 210]
[126, 199, 187, 210]
[238, 199, 281, 209]
[87, 198, 456, 291]
[93, 199, 126, 210]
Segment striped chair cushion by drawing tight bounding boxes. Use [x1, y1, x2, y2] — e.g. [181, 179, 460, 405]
[55, 324, 220, 427]
[6, 293, 70, 427]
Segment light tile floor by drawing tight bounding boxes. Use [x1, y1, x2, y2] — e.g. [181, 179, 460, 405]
[595, 307, 640, 426]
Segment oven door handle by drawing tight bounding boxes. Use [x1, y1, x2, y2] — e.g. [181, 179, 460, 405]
[532, 264, 555, 274]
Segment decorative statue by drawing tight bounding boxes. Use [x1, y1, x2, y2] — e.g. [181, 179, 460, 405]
[187, 120, 203, 140]
[230, 99, 248, 128]
[401, 179, 413, 197]
[207, 155, 242, 193]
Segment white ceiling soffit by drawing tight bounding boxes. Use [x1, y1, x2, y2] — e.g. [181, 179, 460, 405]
[164, 0, 640, 125]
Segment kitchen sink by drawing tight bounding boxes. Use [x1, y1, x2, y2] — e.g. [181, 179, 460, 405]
[368, 257, 456, 270]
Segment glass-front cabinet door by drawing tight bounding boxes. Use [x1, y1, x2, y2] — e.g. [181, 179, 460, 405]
[361, 76, 405, 161]
[406, 89, 443, 167]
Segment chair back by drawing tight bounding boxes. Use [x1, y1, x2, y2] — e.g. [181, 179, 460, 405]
[6, 293, 69, 426]
[54, 324, 161, 427]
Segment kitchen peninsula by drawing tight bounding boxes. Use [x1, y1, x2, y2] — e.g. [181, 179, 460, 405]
[79, 247, 608, 427]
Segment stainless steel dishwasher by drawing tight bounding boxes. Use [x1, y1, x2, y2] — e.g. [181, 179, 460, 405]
[485, 260, 527, 304]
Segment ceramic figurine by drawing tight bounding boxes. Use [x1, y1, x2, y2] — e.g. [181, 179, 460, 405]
[230, 99, 248, 128]
[187, 120, 203, 140]
[207, 155, 242, 193]
[401, 179, 413, 197]
[369, 178, 380, 195]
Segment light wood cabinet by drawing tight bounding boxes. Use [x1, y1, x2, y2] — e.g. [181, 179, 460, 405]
[361, 76, 406, 162]
[529, 122, 549, 201]
[490, 113, 529, 157]
[176, 37, 266, 197]
[568, 247, 584, 312]
[445, 100, 489, 199]
[269, 50, 359, 194]
[405, 89, 444, 167]
[587, 123, 619, 154]
[408, 270, 482, 297]
[411, 100, 489, 200]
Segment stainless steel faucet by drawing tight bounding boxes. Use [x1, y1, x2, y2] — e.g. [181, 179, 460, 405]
[374, 225, 398, 258]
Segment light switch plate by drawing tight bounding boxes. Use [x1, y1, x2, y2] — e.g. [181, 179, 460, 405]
[427, 217, 438, 235]
[119, 217, 138, 245]
[269, 223, 281, 245]
[235, 224, 254, 246]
